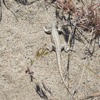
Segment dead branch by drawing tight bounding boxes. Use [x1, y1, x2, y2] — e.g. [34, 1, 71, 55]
[79, 91, 100, 100]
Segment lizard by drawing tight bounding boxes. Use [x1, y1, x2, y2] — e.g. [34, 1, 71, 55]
[44, 21, 75, 99]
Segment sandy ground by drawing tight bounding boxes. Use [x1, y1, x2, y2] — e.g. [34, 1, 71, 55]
[0, 0, 100, 100]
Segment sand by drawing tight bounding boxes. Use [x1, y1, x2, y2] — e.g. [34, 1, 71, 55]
[0, 0, 100, 100]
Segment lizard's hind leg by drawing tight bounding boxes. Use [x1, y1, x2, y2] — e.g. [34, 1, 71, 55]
[47, 43, 55, 52]
[61, 43, 68, 52]
[43, 26, 51, 34]
[61, 43, 75, 52]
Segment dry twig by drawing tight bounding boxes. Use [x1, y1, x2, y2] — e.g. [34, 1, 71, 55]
[80, 91, 100, 100]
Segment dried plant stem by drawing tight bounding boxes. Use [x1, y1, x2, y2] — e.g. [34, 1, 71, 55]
[2, 0, 18, 21]
[0, 0, 2, 22]
[79, 91, 100, 100]
[73, 58, 100, 79]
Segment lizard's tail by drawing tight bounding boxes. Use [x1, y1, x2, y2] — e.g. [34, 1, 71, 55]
[57, 53, 75, 100]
